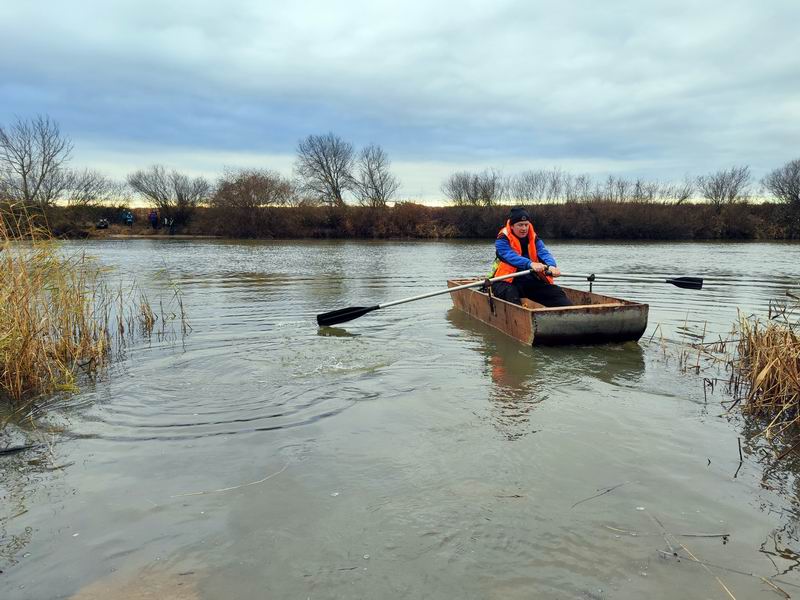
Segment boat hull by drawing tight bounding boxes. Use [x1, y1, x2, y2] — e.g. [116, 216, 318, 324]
[447, 280, 649, 346]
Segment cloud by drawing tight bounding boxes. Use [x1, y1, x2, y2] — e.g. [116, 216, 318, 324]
[1, 0, 798, 200]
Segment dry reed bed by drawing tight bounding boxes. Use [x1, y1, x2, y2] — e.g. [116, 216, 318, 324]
[1, 206, 183, 412]
[734, 303, 800, 440]
[677, 297, 800, 442]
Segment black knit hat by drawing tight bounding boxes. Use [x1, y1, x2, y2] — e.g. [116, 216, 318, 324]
[509, 206, 530, 225]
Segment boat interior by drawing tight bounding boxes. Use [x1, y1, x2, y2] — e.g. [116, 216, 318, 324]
[447, 280, 637, 311]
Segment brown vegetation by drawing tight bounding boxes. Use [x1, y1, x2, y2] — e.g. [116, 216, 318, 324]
[677, 297, 800, 444]
[32, 198, 795, 240]
[0, 204, 185, 410]
[209, 168, 293, 238]
[763, 159, 800, 237]
[733, 304, 800, 441]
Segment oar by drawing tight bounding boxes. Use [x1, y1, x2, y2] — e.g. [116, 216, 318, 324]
[317, 269, 536, 326]
[557, 272, 703, 290]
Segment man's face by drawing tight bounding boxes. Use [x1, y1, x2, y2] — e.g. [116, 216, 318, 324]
[512, 220, 530, 237]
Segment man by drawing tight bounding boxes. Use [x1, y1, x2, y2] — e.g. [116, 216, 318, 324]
[490, 206, 572, 307]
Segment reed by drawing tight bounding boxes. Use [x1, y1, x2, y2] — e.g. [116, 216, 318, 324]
[675, 297, 800, 442]
[733, 303, 800, 439]
[0, 204, 180, 409]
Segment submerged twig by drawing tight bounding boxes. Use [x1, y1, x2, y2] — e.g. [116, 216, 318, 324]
[603, 525, 729, 539]
[571, 481, 631, 509]
[648, 511, 737, 599]
[679, 542, 737, 599]
[657, 550, 798, 593]
[170, 463, 288, 498]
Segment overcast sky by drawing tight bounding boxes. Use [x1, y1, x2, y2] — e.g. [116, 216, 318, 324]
[1, 0, 798, 201]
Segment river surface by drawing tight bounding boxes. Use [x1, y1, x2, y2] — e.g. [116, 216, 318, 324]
[2, 239, 800, 599]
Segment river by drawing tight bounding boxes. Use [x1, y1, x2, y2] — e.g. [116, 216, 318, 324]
[2, 239, 800, 599]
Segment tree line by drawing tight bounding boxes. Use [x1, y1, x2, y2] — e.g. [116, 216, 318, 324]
[1, 115, 799, 237]
[0, 117, 401, 224]
[442, 166, 769, 210]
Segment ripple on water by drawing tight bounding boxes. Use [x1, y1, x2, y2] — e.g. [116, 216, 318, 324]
[65, 313, 431, 443]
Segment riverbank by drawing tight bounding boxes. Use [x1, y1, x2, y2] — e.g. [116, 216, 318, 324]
[34, 201, 797, 241]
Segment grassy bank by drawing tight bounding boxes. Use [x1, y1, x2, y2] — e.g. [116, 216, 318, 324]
[40, 200, 794, 241]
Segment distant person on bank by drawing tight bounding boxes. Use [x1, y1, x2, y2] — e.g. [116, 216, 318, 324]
[148, 209, 158, 230]
[490, 207, 572, 307]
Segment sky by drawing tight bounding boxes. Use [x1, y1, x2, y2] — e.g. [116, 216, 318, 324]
[1, 0, 798, 202]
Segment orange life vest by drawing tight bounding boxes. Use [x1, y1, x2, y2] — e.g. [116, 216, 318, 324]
[493, 220, 553, 284]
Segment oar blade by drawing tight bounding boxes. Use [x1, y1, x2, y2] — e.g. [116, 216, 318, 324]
[316, 305, 379, 327]
[666, 277, 703, 290]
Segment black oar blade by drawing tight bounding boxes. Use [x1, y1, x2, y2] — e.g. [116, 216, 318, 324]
[317, 305, 379, 327]
[666, 277, 703, 290]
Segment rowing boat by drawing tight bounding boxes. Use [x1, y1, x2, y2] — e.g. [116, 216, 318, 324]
[447, 279, 649, 345]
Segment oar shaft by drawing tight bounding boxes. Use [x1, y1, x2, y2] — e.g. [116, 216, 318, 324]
[559, 272, 644, 282]
[379, 269, 534, 309]
[557, 272, 703, 290]
[561, 272, 672, 283]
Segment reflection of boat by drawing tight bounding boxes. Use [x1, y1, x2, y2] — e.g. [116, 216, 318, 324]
[447, 280, 648, 345]
[446, 308, 646, 440]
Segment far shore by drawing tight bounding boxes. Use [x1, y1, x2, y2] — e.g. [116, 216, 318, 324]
[106, 233, 222, 239]
[16, 201, 800, 241]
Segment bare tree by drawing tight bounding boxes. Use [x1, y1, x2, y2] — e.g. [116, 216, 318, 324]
[212, 168, 294, 210]
[127, 164, 210, 224]
[351, 144, 400, 208]
[572, 175, 592, 202]
[562, 173, 577, 202]
[210, 168, 293, 237]
[441, 169, 504, 206]
[294, 133, 354, 206]
[589, 181, 606, 202]
[509, 170, 547, 203]
[0, 115, 73, 207]
[630, 178, 659, 203]
[696, 166, 751, 209]
[602, 176, 632, 202]
[474, 169, 504, 206]
[62, 169, 116, 207]
[442, 171, 472, 206]
[544, 169, 564, 202]
[762, 159, 800, 208]
[664, 175, 694, 205]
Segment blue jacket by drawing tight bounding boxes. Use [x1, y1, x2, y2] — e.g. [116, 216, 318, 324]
[495, 233, 557, 270]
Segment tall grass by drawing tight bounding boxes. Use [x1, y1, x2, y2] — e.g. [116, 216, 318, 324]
[734, 302, 800, 440]
[676, 297, 800, 443]
[0, 205, 183, 409]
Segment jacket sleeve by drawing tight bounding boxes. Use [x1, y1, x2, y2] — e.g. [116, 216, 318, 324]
[495, 234, 534, 270]
[535, 238, 557, 267]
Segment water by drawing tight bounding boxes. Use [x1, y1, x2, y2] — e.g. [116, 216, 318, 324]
[2, 239, 800, 599]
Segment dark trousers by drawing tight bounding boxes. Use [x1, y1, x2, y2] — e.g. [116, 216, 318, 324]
[491, 274, 572, 307]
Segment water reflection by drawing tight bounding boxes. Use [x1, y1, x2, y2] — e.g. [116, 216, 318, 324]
[0, 426, 57, 570]
[447, 308, 646, 440]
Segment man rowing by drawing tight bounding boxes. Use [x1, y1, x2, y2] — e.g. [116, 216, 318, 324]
[489, 206, 572, 307]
